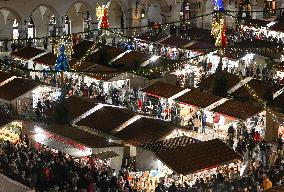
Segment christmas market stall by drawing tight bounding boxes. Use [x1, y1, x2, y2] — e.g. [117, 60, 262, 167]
[140, 81, 189, 119]
[0, 77, 60, 113]
[134, 137, 242, 188]
[211, 99, 265, 139]
[46, 96, 100, 122]
[75, 105, 137, 135]
[32, 52, 57, 79]
[174, 88, 225, 127]
[32, 125, 125, 172]
[230, 79, 284, 103]
[10, 47, 46, 69]
[198, 71, 242, 93]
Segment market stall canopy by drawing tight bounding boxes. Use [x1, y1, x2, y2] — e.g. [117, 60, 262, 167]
[198, 71, 241, 92]
[0, 71, 14, 84]
[76, 106, 136, 134]
[95, 151, 119, 160]
[87, 45, 125, 65]
[212, 100, 263, 120]
[175, 88, 223, 108]
[272, 92, 284, 112]
[142, 81, 185, 99]
[72, 40, 95, 59]
[33, 52, 57, 67]
[111, 50, 151, 69]
[46, 96, 100, 122]
[0, 113, 15, 128]
[182, 27, 214, 43]
[231, 79, 283, 102]
[42, 125, 121, 149]
[140, 136, 200, 153]
[155, 139, 242, 175]
[114, 117, 175, 146]
[11, 47, 45, 60]
[135, 32, 167, 42]
[0, 173, 32, 192]
[0, 78, 41, 102]
[160, 36, 191, 48]
[269, 21, 284, 32]
[184, 41, 215, 51]
[69, 59, 117, 74]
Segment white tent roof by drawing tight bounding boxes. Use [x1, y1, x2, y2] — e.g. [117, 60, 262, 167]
[0, 173, 33, 192]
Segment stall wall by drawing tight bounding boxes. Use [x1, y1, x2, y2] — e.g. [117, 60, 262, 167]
[108, 73, 148, 89]
[148, 74, 177, 86]
[136, 147, 158, 171]
[266, 110, 284, 141]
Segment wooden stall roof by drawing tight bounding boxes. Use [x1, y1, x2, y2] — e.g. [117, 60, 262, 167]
[0, 71, 14, 83]
[182, 27, 214, 43]
[142, 81, 185, 98]
[272, 93, 284, 112]
[160, 36, 192, 48]
[114, 117, 175, 146]
[135, 32, 167, 42]
[72, 40, 95, 59]
[269, 21, 284, 32]
[184, 41, 215, 51]
[141, 136, 200, 153]
[87, 45, 125, 65]
[212, 100, 263, 120]
[198, 71, 241, 91]
[45, 96, 100, 121]
[11, 47, 45, 60]
[76, 106, 136, 134]
[0, 78, 41, 101]
[0, 113, 15, 128]
[112, 51, 151, 69]
[231, 79, 283, 101]
[156, 139, 242, 175]
[34, 52, 57, 67]
[44, 125, 121, 148]
[175, 88, 222, 108]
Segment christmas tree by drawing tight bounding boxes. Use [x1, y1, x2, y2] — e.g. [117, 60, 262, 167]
[55, 44, 70, 71]
[100, 8, 109, 29]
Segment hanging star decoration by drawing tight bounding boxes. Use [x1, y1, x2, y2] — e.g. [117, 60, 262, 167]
[55, 44, 70, 71]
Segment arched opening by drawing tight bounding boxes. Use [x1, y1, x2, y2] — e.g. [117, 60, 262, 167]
[148, 1, 162, 24]
[0, 8, 20, 39]
[30, 5, 57, 38]
[141, 0, 165, 27]
[66, 2, 93, 34]
[108, 0, 125, 29]
[27, 16, 35, 38]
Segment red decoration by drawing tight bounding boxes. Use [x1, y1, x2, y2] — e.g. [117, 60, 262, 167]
[221, 24, 227, 48]
[100, 8, 109, 29]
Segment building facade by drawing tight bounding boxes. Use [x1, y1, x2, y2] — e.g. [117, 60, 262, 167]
[0, 0, 283, 39]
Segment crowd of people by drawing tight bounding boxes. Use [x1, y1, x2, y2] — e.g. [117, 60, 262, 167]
[0, 138, 138, 192]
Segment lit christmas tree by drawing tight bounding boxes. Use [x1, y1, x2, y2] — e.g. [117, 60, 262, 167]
[55, 44, 70, 71]
[100, 8, 109, 29]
